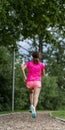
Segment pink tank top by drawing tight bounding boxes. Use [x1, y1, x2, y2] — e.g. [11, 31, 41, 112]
[25, 61, 45, 81]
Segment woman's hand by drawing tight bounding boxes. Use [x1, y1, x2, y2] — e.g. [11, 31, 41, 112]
[22, 65, 27, 82]
[24, 76, 27, 82]
[41, 70, 45, 76]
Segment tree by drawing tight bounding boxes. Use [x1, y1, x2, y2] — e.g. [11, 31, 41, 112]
[0, 0, 20, 48]
[0, 0, 65, 51]
[0, 46, 12, 111]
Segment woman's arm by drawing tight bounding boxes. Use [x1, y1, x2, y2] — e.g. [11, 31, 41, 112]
[41, 69, 45, 76]
[22, 65, 27, 82]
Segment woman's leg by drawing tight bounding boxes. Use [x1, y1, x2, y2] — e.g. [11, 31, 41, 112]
[29, 89, 34, 105]
[33, 87, 41, 108]
[31, 87, 41, 118]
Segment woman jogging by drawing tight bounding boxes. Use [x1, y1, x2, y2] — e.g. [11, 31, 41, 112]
[22, 51, 45, 118]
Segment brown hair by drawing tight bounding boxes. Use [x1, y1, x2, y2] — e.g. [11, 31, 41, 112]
[32, 51, 40, 64]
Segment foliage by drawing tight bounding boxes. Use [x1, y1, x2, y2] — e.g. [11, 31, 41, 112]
[0, 0, 20, 47]
[0, 46, 12, 111]
[14, 63, 29, 110]
[45, 41, 65, 90]
[0, 0, 65, 48]
[38, 76, 65, 110]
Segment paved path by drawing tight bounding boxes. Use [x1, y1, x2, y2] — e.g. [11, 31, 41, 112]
[0, 112, 65, 130]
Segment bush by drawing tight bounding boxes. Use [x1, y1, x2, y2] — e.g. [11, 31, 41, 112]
[38, 76, 64, 110]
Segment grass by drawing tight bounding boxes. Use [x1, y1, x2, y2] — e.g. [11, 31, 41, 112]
[51, 110, 65, 119]
[0, 111, 12, 115]
[0, 110, 29, 115]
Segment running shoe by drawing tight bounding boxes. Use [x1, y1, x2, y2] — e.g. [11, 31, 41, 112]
[32, 106, 36, 118]
[29, 105, 34, 113]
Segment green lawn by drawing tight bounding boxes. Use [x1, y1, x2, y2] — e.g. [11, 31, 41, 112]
[51, 111, 65, 119]
[0, 111, 12, 114]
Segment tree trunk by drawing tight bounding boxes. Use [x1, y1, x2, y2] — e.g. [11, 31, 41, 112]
[38, 35, 43, 61]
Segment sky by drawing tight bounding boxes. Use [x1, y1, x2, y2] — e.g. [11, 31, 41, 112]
[17, 39, 32, 54]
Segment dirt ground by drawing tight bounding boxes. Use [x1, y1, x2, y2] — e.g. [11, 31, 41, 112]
[0, 112, 65, 130]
